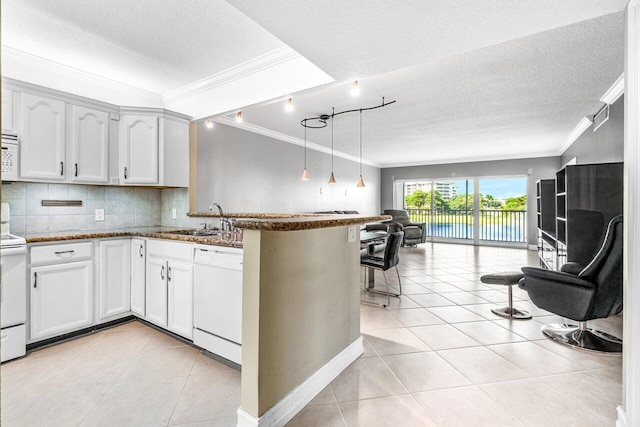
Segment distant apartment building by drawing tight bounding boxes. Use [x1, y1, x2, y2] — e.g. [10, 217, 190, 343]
[404, 182, 458, 200]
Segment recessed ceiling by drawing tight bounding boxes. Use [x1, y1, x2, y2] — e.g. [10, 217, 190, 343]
[0, 0, 628, 166]
[222, 9, 625, 167]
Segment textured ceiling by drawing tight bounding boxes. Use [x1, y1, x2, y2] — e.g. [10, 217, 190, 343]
[1, 0, 286, 93]
[226, 12, 625, 167]
[227, 0, 627, 81]
[0, 0, 628, 166]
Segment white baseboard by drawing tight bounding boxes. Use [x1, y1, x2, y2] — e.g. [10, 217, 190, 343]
[616, 406, 627, 427]
[236, 336, 363, 427]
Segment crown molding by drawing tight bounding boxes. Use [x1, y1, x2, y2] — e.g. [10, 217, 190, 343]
[1, 46, 163, 106]
[163, 46, 300, 105]
[558, 116, 593, 154]
[601, 73, 625, 104]
[214, 116, 381, 168]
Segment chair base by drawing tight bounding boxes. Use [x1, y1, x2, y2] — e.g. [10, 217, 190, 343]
[491, 306, 532, 320]
[542, 323, 622, 354]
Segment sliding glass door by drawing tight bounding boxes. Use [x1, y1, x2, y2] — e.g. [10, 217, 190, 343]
[402, 176, 527, 246]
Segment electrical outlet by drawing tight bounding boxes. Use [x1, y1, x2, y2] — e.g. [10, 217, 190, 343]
[172, 208, 177, 219]
[348, 226, 356, 243]
[95, 209, 104, 222]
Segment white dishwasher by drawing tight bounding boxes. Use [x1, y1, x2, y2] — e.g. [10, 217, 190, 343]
[193, 245, 243, 365]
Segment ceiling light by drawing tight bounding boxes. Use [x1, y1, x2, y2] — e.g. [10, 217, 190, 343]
[301, 125, 309, 181]
[350, 81, 360, 97]
[204, 119, 214, 129]
[356, 109, 366, 188]
[285, 98, 294, 112]
[235, 111, 243, 122]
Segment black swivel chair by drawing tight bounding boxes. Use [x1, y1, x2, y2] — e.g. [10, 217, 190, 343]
[520, 215, 623, 353]
[360, 231, 404, 308]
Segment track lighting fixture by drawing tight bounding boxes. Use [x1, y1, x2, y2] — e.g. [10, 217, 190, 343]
[235, 111, 243, 122]
[285, 98, 294, 112]
[205, 119, 214, 129]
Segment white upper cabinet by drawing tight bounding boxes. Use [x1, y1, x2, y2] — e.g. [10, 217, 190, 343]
[118, 111, 190, 187]
[2, 89, 14, 133]
[19, 93, 66, 181]
[68, 105, 109, 184]
[119, 114, 159, 185]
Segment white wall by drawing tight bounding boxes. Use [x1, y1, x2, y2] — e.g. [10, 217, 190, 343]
[194, 122, 381, 215]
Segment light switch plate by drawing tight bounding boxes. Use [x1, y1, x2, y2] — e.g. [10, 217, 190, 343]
[348, 226, 356, 243]
[172, 208, 177, 219]
[95, 209, 104, 221]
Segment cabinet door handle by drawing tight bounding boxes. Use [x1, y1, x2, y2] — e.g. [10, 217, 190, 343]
[34, 272, 38, 288]
[75, 163, 78, 177]
[124, 166, 128, 179]
[167, 266, 172, 281]
[139, 245, 144, 258]
[161, 265, 165, 280]
[60, 162, 64, 176]
[55, 250, 75, 256]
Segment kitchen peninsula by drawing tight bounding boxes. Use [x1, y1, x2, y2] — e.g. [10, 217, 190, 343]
[189, 212, 389, 426]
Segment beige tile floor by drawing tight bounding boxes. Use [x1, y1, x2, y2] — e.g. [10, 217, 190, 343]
[1, 243, 623, 426]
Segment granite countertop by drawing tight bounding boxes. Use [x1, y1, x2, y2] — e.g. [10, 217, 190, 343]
[25, 226, 244, 248]
[187, 212, 321, 219]
[233, 214, 391, 231]
[25, 214, 391, 243]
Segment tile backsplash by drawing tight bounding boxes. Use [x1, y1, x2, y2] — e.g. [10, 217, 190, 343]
[2, 182, 162, 235]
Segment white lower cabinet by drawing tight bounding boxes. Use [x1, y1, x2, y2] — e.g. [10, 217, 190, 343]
[146, 240, 194, 339]
[167, 261, 193, 339]
[130, 239, 146, 317]
[30, 260, 93, 341]
[98, 239, 131, 320]
[147, 256, 169, 327]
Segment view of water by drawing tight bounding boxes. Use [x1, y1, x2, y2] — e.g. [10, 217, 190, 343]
[427, 223, 526, 243]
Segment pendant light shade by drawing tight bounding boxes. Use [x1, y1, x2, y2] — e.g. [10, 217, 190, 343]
[328, 108, 337, 184]
[356, 109, 366, 187]
[301, 125, 309, 180]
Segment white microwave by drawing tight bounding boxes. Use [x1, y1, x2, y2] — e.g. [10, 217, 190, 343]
[1, 133, 18, 181]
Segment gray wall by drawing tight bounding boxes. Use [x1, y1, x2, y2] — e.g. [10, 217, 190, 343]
[381, 157, 562, 246]
[195, 122, 381, 215]
[561, 95, 624, 165]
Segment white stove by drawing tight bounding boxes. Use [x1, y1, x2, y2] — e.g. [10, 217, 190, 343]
[1, 202, 27, 362]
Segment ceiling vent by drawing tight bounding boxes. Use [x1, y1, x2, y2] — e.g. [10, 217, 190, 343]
[593, 104, 610, 132]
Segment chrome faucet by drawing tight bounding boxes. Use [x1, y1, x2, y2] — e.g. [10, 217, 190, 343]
[209, 202, 232, 231]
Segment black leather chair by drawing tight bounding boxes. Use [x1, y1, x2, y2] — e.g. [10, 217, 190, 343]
[360, 231, 403, 308]
[359, 223, 388, 256]
[382, 209, 427, 246]
[520, 215, 623, 353]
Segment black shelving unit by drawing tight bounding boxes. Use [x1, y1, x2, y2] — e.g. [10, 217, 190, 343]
[555, 162, 623, 267]
[536, 179, 557, 269]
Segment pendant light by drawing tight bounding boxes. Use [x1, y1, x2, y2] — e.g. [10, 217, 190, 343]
[328, 108, 337, 184]
[301, 125, 309, 180]
[356, 109, 366, 188]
